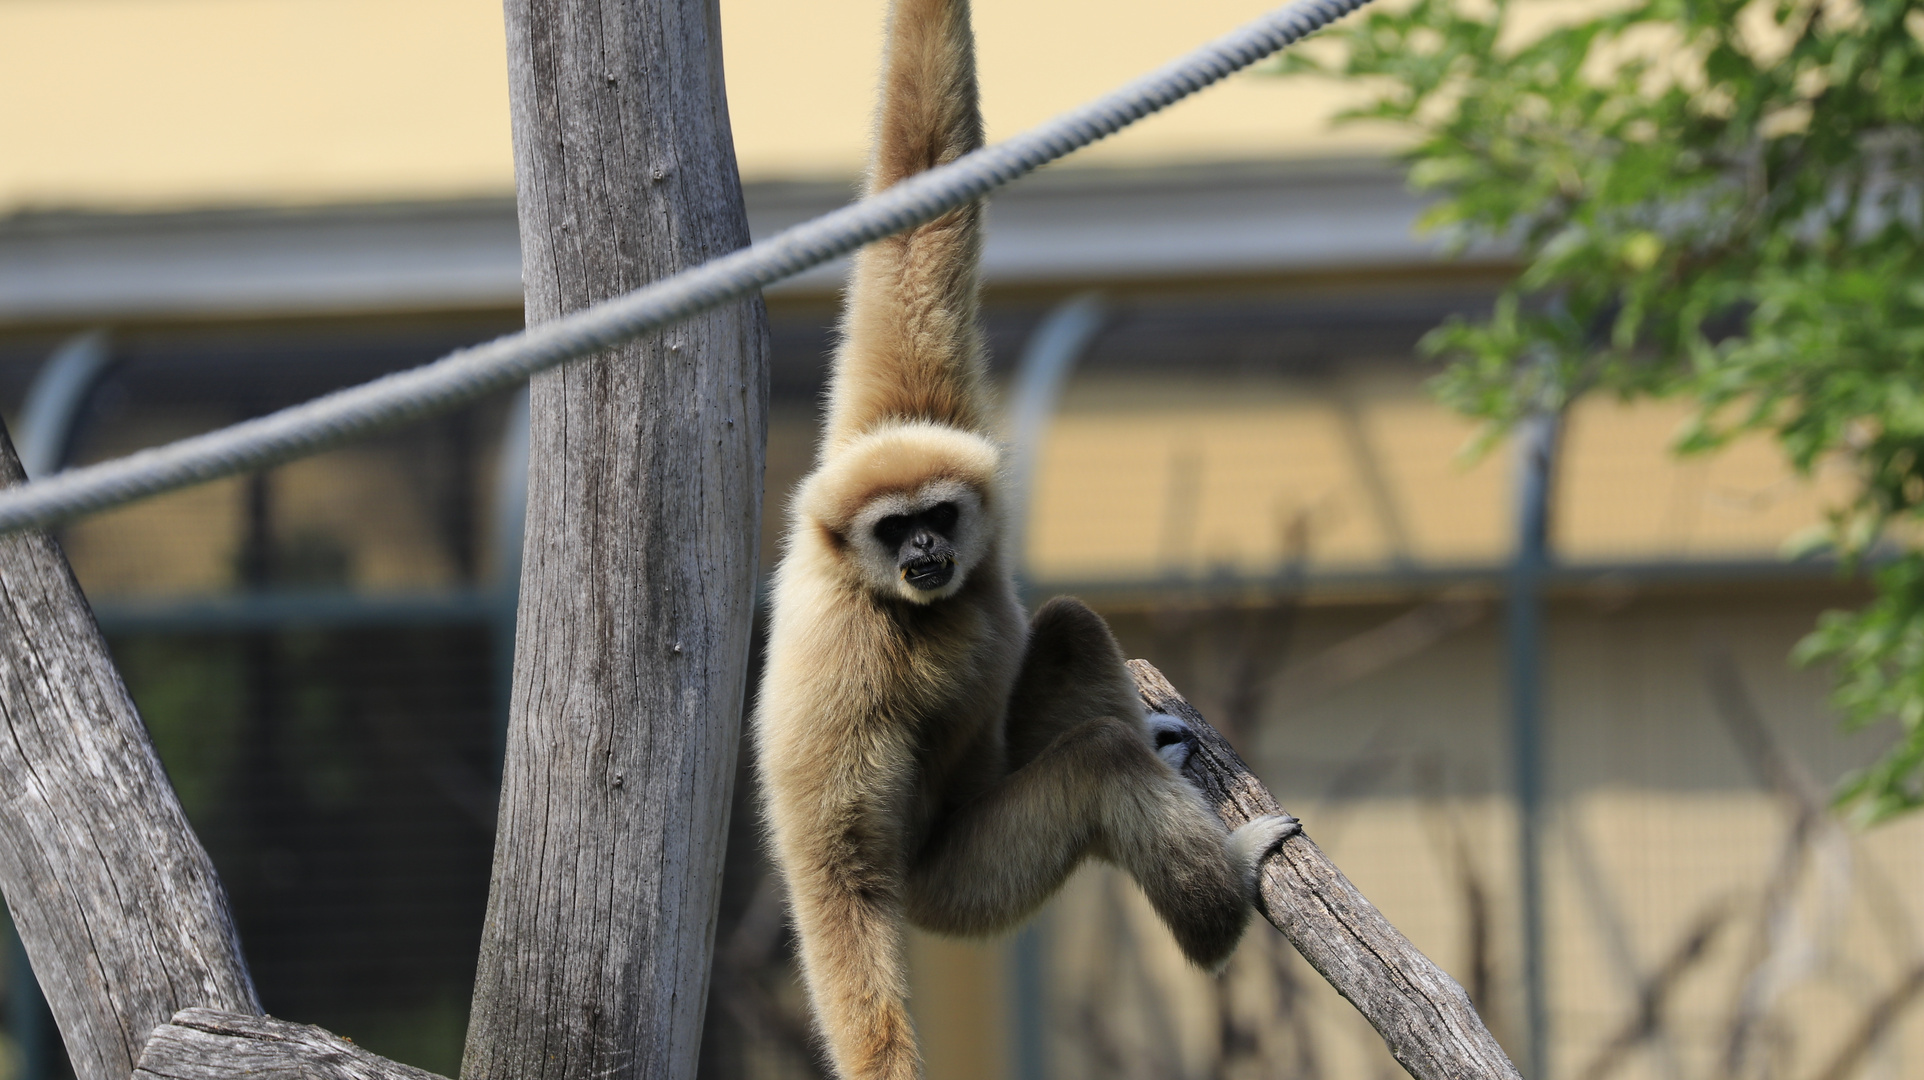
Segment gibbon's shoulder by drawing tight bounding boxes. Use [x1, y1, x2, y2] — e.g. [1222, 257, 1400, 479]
[794, 421, 1001, 533]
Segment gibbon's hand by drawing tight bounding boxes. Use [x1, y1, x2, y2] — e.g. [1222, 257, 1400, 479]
[1147, 711, 1197, 771]
[1147, 711, 1301, 899]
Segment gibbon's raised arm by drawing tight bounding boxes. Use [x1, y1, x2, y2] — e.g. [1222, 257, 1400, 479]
[823, 0, 992, 449]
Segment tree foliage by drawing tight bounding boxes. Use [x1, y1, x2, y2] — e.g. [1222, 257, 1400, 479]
[1285, 0, 1924, 819]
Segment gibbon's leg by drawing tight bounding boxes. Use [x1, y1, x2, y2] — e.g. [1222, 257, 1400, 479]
[1004, 597, 1247, 772]
[909, 598, 1297, 969]
[1002, 596, 1150, 770]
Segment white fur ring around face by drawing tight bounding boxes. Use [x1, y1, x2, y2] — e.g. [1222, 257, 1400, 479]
[1146, 711, 1194, 771]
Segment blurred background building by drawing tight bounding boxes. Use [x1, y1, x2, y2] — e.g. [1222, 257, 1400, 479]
[2, 2, 1921, 1080]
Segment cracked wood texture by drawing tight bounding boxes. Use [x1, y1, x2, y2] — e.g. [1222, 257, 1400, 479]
[134, 1009, 444, 1080]
[1131, 660, 1522, 1080]
[463, 0, 770, 1079]
[0, 423, 259, 1080]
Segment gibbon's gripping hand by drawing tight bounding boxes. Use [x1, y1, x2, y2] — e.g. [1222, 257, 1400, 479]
[1147, 711, 1300, 899]
[1147, 710, 1197, 770]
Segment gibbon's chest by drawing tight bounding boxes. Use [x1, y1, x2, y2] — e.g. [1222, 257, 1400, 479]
[867, 595, 1020, 768]
[885, 568, 1019, 674]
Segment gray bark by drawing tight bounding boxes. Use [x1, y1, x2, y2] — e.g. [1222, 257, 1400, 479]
[135, 1009, 442, 1080]
[1131, 659, 1523, 1080]
[463, 0, 769, 1078]
[0, 423, 259, 1080]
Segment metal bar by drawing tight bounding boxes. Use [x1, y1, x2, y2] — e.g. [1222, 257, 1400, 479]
[1025, 554, 1851, 610]
[89, 590, 499, 635]
[1004, 293, 1108, 562]
[1509, 406, 1559, 1080]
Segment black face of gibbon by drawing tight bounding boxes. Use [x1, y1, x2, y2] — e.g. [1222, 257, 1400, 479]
[875, 501, 961, 592]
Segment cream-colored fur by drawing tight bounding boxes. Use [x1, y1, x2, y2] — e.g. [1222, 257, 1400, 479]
[754, 2, 1295, 1077]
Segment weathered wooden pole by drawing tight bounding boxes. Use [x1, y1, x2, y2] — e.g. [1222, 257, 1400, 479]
[0, 423, 259, 1080]
[462, 0, 770, 1078]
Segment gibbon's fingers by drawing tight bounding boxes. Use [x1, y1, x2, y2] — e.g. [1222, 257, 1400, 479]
[1004, 596, 1148, 771]
[1143, 707, 1300, 895]
[787, 875, 921, 1080]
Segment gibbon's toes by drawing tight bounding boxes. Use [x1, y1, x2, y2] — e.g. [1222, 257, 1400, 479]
[1146, 711, 1197, 772]
[1227, 814, 1301, 896]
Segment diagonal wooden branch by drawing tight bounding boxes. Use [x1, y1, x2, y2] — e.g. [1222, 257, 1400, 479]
[134, 1009, 444, 1080]
[0, 421, 259, 1080]
[1131, 659, 1521, 1080]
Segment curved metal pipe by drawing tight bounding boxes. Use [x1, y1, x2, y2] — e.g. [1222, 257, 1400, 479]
[17, 330, 113, 480]
[1002, 292, 1109, 1080]
[1003, 292, 1109, 571]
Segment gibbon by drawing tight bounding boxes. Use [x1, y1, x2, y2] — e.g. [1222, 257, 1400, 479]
[753, 1, 1299, 1077]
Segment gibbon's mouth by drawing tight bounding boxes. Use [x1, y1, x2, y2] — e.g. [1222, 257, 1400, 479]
[900, 556, 956, 591]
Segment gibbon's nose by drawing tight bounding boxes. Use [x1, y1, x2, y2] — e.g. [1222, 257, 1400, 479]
[910, 530, 939, 552]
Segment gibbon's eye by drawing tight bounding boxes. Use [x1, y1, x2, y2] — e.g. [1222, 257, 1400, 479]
[873, 514, 915, 548]
[924, 501, 959, 536]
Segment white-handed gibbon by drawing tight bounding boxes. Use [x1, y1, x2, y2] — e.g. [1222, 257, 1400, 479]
[753, 2, 1299, 1077]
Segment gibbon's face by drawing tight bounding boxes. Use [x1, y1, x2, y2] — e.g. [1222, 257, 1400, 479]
[849, 479, 988, 604]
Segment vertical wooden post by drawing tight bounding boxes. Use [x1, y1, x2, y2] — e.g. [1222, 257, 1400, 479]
[0, 424, 260, 1080]
[463, 0, 770, 1078]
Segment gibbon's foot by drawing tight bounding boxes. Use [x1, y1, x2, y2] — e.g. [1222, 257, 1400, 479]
[1147, 711, 1197, 771]
[1227, 814, 1302, 896]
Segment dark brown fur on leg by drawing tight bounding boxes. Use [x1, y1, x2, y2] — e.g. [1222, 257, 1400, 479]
[1005, 597, 1152, 769]
[904, 599, 1256, 967]
[906, 715, 1255, 968]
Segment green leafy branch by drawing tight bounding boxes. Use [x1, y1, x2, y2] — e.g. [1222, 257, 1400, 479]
[1284, 0, 1924, 820]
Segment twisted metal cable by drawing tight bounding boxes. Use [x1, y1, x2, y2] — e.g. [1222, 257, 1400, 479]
[0, 0, 1372, 535]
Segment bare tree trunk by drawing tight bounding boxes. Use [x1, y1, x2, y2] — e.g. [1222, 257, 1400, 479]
[462, 0, 770, 1079]
[0, 423, 259, 1080]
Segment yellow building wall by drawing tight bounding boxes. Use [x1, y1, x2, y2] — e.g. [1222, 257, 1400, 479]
[59, 366, 1846, 600]
[0, 0, 515, 212]
[0, 0, 1389, 214]
[1023, 369, 1852, 585]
